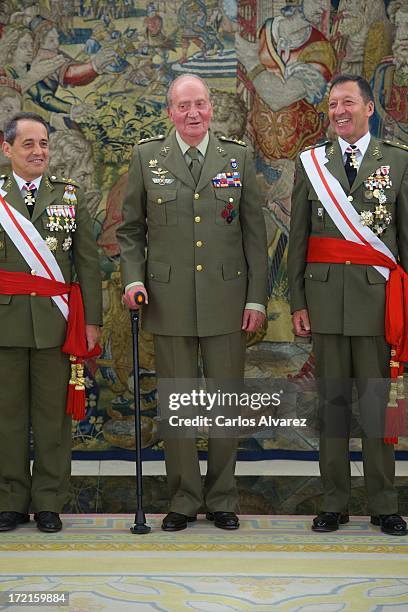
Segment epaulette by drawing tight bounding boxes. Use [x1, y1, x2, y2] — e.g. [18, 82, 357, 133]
[302, 140, 331, 152]
[383, 140, 408, 151]
[219, 136, 247, 147]
[48, 175, 80, 187]
[138, 135, 165, 144]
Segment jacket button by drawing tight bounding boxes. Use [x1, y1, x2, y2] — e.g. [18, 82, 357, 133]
[150, 273, 154, 278]
[194, 193, 200, 200]
[347, 195, 353, 202]
[309, 274, 313, 278]
[157, 198, 162, 204]
[31, 269, 37, 275]
[0, 241, 4, 249]
[237, 271, 241, 276]
[30, 292, 37, 297]
[196, 264, 203, 272]
[196, 240, 203, 247]
[195, 216, 201, 223]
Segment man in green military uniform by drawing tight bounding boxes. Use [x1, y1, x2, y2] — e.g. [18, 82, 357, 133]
[0, 112, 102, 532]
[118, 74, 268, 531]
[288, 75, 408, 535]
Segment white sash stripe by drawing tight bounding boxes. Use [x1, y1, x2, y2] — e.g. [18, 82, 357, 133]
[0, 187, 68, 320]
[300, 146, 396, 280]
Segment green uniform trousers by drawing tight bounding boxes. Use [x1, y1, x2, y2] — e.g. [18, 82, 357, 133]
[313, 334, 397, 515]
[154, 331, 246, 516]
[0, 347, 71, 513]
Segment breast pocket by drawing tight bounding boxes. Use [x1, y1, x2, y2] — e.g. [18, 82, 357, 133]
[214, 188, 241, 226]
[146, 189, 177, 226]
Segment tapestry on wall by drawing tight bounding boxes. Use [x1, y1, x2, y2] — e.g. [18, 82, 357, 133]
[0, 0, 406, 458]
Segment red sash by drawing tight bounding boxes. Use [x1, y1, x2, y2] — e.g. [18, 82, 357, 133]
[0, 270, 100, 420]
[307, 236, 408, 443]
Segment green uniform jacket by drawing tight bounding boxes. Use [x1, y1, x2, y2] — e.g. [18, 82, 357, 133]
[118, 131, 268, 337]
[287, 137, 408, 336]
[0, 173, 102, 348]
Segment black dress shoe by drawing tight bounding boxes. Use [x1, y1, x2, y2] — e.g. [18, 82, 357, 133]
[161, 512, 197, 532]
[206, 511, 239, 530]
[371, 514, 407, 536]
[34, 512, 62, 533]
[0, 511, 30, 532]
[312, 512, 349, 532]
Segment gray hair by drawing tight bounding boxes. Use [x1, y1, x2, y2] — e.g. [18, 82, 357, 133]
[166, 74, 211, 108]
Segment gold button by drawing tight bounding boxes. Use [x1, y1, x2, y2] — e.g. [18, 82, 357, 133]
[194, 193, 200, 200]
[157, 198, 162, 204]
[150, 273, 154, 278]
[30, 292, 37, 297]
[195, 216, 201, 223]
[347, 195, 353, 202]
[345, 260, 351, 265]
[196, 264, 203, 272]
[31, 269, 37, 275]
[196, 240, 203, 247]
[309, 274, 313, 278]
[237, 271, 241, 276]
[229, 198, 234, 203]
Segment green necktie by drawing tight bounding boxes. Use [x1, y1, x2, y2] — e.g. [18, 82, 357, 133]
[187, 147, 201, 184]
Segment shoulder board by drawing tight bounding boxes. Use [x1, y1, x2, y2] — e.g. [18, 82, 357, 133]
[302, 140, 331, 152]
[219, 136, 247, 147]
[48, 175, 80, 186]
[138, 135, 165, 145]
[383, 140, 408, 151]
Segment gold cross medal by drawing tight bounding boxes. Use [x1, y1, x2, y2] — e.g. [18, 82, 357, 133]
[46, 206, 62, 232]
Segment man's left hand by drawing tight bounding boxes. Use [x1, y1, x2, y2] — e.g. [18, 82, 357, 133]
[241, 309, 266, 332]
[85, 324, 102, 352]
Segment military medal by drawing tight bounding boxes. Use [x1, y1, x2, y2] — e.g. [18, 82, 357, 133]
[45, 236, 58, 252]
[62, 182, 77, 205]
[62, 236, 72, 251]
[212, 172, 242, 188]
[150, 165, 174, 185]
[221, 198, 237, 223]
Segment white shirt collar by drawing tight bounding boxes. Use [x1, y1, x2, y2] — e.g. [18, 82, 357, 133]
[338, 132, 371, 158]
[13, 172, 42, 192]
[176, 131, 209, 158]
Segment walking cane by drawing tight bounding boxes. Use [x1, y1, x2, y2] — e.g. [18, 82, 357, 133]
[130, 291, 151, 534]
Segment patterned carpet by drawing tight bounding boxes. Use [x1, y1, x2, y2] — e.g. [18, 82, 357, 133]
[0, 515, 407, 610]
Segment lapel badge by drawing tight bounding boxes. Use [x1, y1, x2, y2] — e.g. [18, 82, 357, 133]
[230, 158, 238, 170]
[45, 236, 58, 252]
[62, 236, 72, 251]
[317, 207, 324, 217]
[160, 145, 170, 155]
[372, 146, 380, 156]
[327, 145, 335, 156]
[216, 146, 225, 155]
[149, 159, 158, 168]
